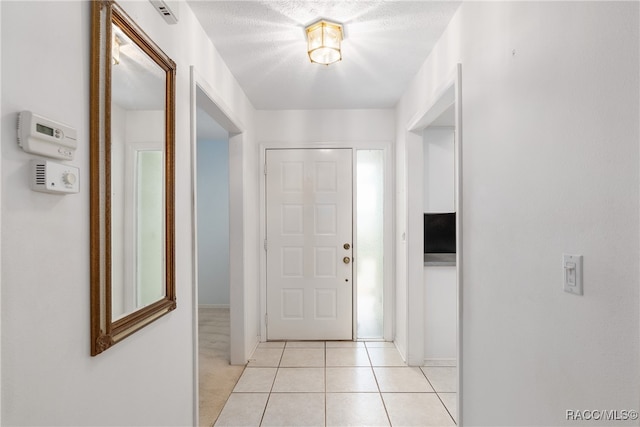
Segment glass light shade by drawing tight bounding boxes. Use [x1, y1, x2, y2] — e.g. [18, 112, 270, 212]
[112, 35, 121, 65]
[306, 20, 343, 65]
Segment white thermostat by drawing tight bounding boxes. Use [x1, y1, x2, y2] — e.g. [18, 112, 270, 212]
[18, 111, 77, 160]
[30, 160, 79, 194]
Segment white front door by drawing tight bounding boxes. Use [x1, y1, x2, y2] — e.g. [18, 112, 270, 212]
[266, 149, 353, 340]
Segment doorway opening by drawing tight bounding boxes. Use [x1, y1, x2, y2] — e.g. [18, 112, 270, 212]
[196, 98, 229, 309]
[190, 66, 247, 426]
[260, 144, 393, 342]
[407, 64, 462, 424]
[194, 87, 242, 426]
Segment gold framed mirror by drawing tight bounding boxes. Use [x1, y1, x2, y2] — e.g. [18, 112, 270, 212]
[90, 0, 176, 356]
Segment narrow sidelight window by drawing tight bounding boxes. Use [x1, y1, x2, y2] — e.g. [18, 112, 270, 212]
[356, 150, 384, 338]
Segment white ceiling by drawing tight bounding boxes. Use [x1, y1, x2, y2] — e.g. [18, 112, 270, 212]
[430, 103, 454, 127]
[186, 1, 461, 110]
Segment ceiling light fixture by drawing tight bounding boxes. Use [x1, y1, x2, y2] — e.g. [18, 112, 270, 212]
[305, 20, 343, 65]
[112, 34, 122, 65]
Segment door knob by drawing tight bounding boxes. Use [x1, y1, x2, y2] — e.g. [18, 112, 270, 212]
[343, 257, 351, 264]
[343, 243, 350, 250]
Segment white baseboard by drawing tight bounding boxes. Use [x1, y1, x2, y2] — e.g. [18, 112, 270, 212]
[198, 304, 230, 309]
[423, 358, 456, 367]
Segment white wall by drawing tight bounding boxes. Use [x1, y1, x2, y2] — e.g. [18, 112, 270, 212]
[394, 126, 408, 360]
[423, 266, 456, 362]
[1, 1, 254, 425]
[398, 2, 639, 425]
[111, 103, 127, 316]
[256, 109, 395, 143]
[423, 128, 454, 213]
[197, 139, 230, 306]
[0, 3, 3, 418]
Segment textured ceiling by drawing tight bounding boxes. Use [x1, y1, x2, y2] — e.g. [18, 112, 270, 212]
[187, 1, 461, 110]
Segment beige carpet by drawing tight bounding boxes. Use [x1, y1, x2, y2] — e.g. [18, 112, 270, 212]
[198, 306, 245, 427]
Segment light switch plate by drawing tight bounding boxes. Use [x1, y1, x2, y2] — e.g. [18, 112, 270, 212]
[563, 254, 583, 295]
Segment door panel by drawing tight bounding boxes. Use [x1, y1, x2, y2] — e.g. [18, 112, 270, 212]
[266, 149, 352, 340]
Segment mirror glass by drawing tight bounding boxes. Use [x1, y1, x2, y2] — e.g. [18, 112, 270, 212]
[91, 1, 176, 356]
[110, 23, 166, 320]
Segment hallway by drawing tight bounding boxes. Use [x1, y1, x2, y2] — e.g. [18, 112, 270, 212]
[212, 341, 457, 426]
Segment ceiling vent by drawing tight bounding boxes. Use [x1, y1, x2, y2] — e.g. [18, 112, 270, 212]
[149, 0, 179, 25]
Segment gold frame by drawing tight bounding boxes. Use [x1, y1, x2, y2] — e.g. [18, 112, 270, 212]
[90, 0, 176, 356]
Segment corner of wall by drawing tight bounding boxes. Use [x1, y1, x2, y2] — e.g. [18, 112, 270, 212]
[0, 2, 3, 421]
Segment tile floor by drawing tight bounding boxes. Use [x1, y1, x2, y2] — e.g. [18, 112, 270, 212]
[213, 341, 457, 427]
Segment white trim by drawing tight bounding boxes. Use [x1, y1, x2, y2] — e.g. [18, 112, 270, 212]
[189, 66, 247, 427]
[188, 66, 199, 427]
[351, 150, 358, 341]
[423, 358, 457, 367]
[259, 141, 394, 342]
[198, 304, 231, 309]
[403, 63, 462, 425]
[454, 63, 464, 427]
[382, 146, 395, 341]
[0, 5, 3, 417]
[124, 141, 163, 313]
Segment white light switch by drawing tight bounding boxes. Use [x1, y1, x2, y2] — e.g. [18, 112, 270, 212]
[563, 254, 583, 295]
